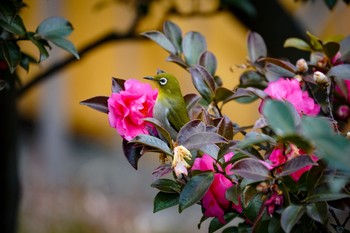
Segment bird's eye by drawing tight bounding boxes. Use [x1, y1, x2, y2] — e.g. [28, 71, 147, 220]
[159, 77, 168, 86]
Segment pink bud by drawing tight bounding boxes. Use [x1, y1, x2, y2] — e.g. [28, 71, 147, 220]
[337, 105, 350, 120]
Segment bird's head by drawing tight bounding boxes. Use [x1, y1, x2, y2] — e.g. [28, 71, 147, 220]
[144, 73, 181, 95]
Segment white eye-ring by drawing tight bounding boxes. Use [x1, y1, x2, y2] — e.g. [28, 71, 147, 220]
[159, 77, 168, 86]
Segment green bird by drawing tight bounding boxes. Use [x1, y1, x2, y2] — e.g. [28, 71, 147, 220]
[144, 73, 190, 140]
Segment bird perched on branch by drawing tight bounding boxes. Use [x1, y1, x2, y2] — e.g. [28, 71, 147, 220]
[144, 73, 190, 140]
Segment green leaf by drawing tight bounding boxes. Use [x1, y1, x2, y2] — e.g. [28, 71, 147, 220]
[226, 185, 240, 206]
[80, 96, 109, 114]
[151, 179, 181, 193]
[208, 212, 238, 233]
[144, 118, 172, 147]
[304, 193, 350, 203]
[306, 31, 323, 51]
[239, 70, 267, 88]
[189, 65, 215, 103]
[238, 132, 276, 149]
[215, 87, 235, 104]
[182, 132, 227, 150]
[247, 31, 267, 63]
[243, 193, 264, 222]
[0, 13, 26, 36]
[281, 205, 306, 233]
[199, 51, 217, 76]
[163, 20, 182, 55]
[284, 38, 311, 51]
[19, 52, 36, 72]
[327, 64, 350, 80]
[323, 41, 340, 59]
[184, 93, 201, 111]
[122, 139, 142, 169]
[28, 33, 49, 62]
[262, 100, 298, 137]
[1, 40, 21, 73]
[166, 54, 188, 68]
[47, 37, 79, 59]
[36, 16, 73, 38]
[231, 158, 272, 181]
[153, 191, 179, 213]
[182, 31, 207, 66]
[129, 134, 173, 156]
[141, 30, 177, 55]
[278, 155, 317, 178]
[306, 202, 329, 224]
[179, 172, 214, 212]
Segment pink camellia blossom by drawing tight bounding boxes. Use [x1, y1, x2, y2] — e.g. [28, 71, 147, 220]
[263, 78, 320, 116]
[265, 192, 284, 217]
[107, 79, 158, 141]
[268, 145, 318, 182]
[191, 153, 242, 224]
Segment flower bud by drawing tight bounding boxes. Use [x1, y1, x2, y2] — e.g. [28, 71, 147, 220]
[296, 58, 308, 73]
[336, 105, 350, 120]
[313, 71, 329, 85]
[293, 74, 303, 83]
[347, 131, 350, 139]
[256, 182, 269, 193]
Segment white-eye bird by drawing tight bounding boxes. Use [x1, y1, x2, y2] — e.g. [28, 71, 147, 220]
[144, 73, 190, 140]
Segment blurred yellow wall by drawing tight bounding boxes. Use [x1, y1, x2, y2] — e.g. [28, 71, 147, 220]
[18, 0, 255, 141]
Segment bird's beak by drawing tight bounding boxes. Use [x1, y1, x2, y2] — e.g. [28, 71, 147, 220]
[143, 76, 154, 80]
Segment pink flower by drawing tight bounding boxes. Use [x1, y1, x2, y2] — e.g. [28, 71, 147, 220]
[107, 79, 158, 141]
[265, 192, 284, 216]
[191, 153, 242, 224]
[263, 78, 320, 116]
[268, 145, 318, 182]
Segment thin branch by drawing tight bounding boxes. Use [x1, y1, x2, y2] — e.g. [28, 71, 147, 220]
[16, 32, 144, 98]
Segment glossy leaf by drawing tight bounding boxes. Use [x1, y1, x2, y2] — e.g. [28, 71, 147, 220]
[323, 41, 340, 59]
[37, 16, 73, 38]
[306, 31, 323, 51]
[284, 38, 311, 51]
[122, 139, 143, 169]
[243, 193, 264, 222]
[199, 51, 217, 75]
[182, 31, 207, 66]
[215, 87, 235, 103]
[151, 179, 181, 193]
[80, 96, 109, 114]
[20, 52, 36, 72]
[144, 117, 172, 147]
[265, 63, 295, 81]
[111, 77, 125, 93]
[47, 37, 79, 59]
[179, 172, 214, 212]
[141, 30, 177, 54]
[238, 132, 275, 149]
[153, 191, 179, 213]
[163, 20, 182, 54]
[1, 41, 21, 73]
[278, 155, 317, 178]
[183, 132, 227, 150]
[189, 65, 215, 102]
[239, 70, 267, 88]
[130, 134, 173, 156]
[247, 31, 267, 63]
[217, 116, 234, 140]
[177, 120, 206, 145]
[262, 100, 297, 137]
[281, 205, 306, 233]
[304, 193, 350, 203]
[0, 14, 26, 36]
[184, 93, 200, 111]
[259, 57, 296, 73]
[306, 202, 329, 224]
[327, 64, 350, 80]
[231, 158, 272, 181]
[209, 212, 238, 233]
[226, 185, 240, 206]
[166, 54, 188, 68]
[28, 33, 49, 62]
